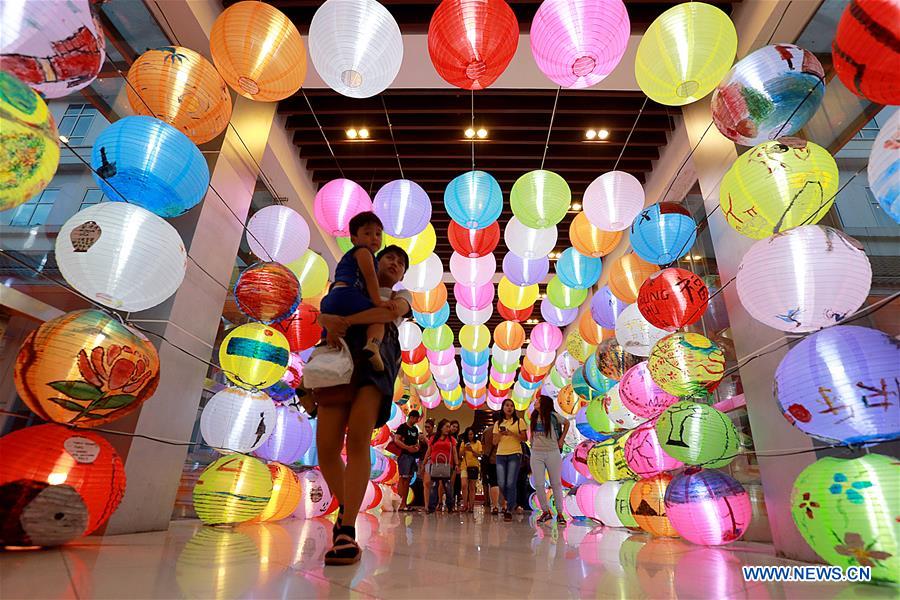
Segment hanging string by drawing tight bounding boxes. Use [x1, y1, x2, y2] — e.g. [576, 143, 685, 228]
[301, 88, 345, 178]
[613, 97, 649, 172]
[540, 86, 562, 170]
[381, 95, 404, 179]
[470, 90, 475, 172]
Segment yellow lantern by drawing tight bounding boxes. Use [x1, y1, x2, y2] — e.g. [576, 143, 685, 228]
[460, 324, 491, 352]
[570, 212, 622, 258]
[402, 359, 430, 379]
[210, 1, 306, 102]
[219, 323, 290, 389]
[384, 223, 436, 265]
[498, 276, 540, 310]
[566, 331, 597, 363]
[253, 462, 301, 522]
[193, 454, 273, 525]
[287, 250, 330, 299]
[608, 254, 658, 304]
[635, 2, 737, 106]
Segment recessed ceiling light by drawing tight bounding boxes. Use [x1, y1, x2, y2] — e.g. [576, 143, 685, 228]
[346, 128, 358, 139]
[464, 128, 476, 138]
[476, 128, 488, 139]
[571, 202, 582, 211]
[598, 129, 609, 140]
[585, 129, 597, 140]
[358, 128, 369, 139]
[541, 293, 548, 299]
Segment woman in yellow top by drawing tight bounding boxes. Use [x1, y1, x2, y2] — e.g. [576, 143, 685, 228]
[457, 427, 482, 513]
[492, 398, 528, 521]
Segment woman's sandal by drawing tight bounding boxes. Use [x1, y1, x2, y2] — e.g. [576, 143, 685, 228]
[332, 504, 345, 541]
[325, 528, 361, 566]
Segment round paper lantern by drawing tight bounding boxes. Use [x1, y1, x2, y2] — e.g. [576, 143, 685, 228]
[444, 170, 503, 228]
[547, 276, 589, 310]
[510, 170, 571, 228]
[402, 358, 430, 379]
[585, 398, 613, 434]
[711, 44, 825, 146]
[415, 304, 450, 329]
[498, 277, 540, 310]
[459, 324, 491, 353]
[596, 338, 642, 380]
[869, 109, 899, 224]
[720, 139, 839, 239]
[608, 254, 659, 304]
[271, 303, 321, 353]
[385, 223, 437, 265]
[219, 323, 290, 390]
[526, 345, 556, 368]
[56, 202, 186, 311]
[619, 362, 678, 420]
[294, 469, 336, 519]
[313, 179, 372, 237]
[595, 480, 627, 527]
[736, 226, 871, 332]
[630, 203, 696, 265]
[499, 300, 534, 323]
[573, 441, 596, 477]
[0, 424, 125, 536]
[456, 303, 492, 326]
[494, 321, 525, 350]
[614, 480, 639, 529]
[450, 252, 496, 287]
[591, 285, 628, 329]
[637, 268, 708, 331]
[465, 347, 491, 365]
[200, 387, 277, 453]
[210, 0, 306, 101]
[655, 401, 739, 468]
[14, 309, 160, 427]
[126, 46, 231, 144]
[246, 205, 310, 265]
[428, 0, 518, 90]
[615, 303, 669, 358]
[253, 463, 301, 523]
[253, 404, 313, 464]
[530, 0, 630, 89]
[373, 180, 431, 238]
[790, 453, 898, 583]
[587, 437, 634, 483]
[449, 221, 500, 257]
[635, 2, 737, 106]
[455, 281, 494, 310]
[556, 248, 602, 290]
[570, 212, 622, 258]
[624, 420, 684, 478]
[234, 262, 300, 324]
[193, 454, 272, 525]
[584, 355, 617, 395]
[648, 333, 725, 397]
[92, 115, 209, 217]
[578, 309, 606, 346]
[604, 384, 648, 431]
[422, 325, 454, 351]
[576, 481, 601, 518]
[833, 0, 900, 106]
[629, 474, 679, 537]
[556, 351, 580, 378]
[530, 323, 563, 354]
[505, 217, 558, 259]
[411, 283, 447, 314]
[775, 325, 899, 445]
[402, 253, 443, 292]
[665, 467, 751, 545]
[566, 331, 596, 363]
[583, 171, 644, 231]
[281, 352, 305, 388]
[502, 252, 550, 287]
[287, 250, 330, 299]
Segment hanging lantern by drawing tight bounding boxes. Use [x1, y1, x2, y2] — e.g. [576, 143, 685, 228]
[455, 281, 494, 310]
[219, 323, 290, 390]
[607, 254, 659, 304]
[655, 401, 739, 468]
[591, 285, 629, 329]
[234, 262, 301, 324]
[615, 303, 669, 358]
[790, 453, 898, 584]
[502, 252, 550, 287]
[774, 325, 900, 445]
[624, 420, 684, 478]
[14, 309, 160, 427]
[494, 321, 526, 350]
[832, 0, 900, 106]
[56, 202, 186, 312]
[547, 276, 589, 310]
[246, 205, 310, 265]
[287, 250, 330, 299]
[629, 474, 679, 537]
[450, 252, 496, 287]
[585, 398, 613, 434]
[505, 217, 559, 259]
[630, 203, 697, 265]
[281, 352, 305, 388]
[570, 212, 622, 258]
[572, 441, 595, 478]
[556, 248, 602, 290]
[584, 355, 617, 395]
[637, 268, 708, 332]
[530, 322, 563, 353]
[868, 109, 899, 224]
[665, 467, 751, 546]
[711, 44, 825, 146]
[398, 322, 423, 352]
[252, 463, 301, 523]
[583, 171, 644, 231]
[411, 283, 447, 314]
[604, 384, 648, 431]
[402, 253, 443, 292]
[294, 468, 336, 519]
[384, 223, 437, 265]
[414, 304, 450, 329]
[566, 331, 596, 363]
[587, 436, 635, 483]
[0, 71, 59, 212]
[720, 139, 839, 239]
[193, 454, 273, 525]
[444, 170, 503, 229]
[736, 226, 871, 332]
[635, 2, 737, 106]
[0, 424, 125, 541]
[313, 179, 372, 237]
[500, 300, 535, 323]
[422, 325, 454, 351]
[200, 387, 277, 453]
[619, 361, 678, 420]
[498, 277, 540, 311]
[271, 303, 321, 353]
[126, 46, 231, 144]
[456, 303, 492, 326]
[648, 333, 725, 397]
[459, 324, 491, 353]
[510, 170, 571, 228]
[448, 221, 500, 257]
[595, 337, 642, 380]
[210, 0, 306, 101]
[576, 404, 608, 440]
[373, 179, 431, 238]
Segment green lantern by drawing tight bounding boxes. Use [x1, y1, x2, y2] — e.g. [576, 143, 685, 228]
[616, 479, 640, 529]
[422, 325, 454, 351]
[550, 366, 568, 389]
[655, 401, 739, 468]
[493, 360, 518, 375]
[791, 453, 898, 584]
[547, 276, 588, 310]
[510, 169, 571, 229]
[586, 398, 614, 434]
[587, 435, 636, 483]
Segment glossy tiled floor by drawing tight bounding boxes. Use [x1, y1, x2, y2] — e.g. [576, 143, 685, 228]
[0, 510, 894, 599]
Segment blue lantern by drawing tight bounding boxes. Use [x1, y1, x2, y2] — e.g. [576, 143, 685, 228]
[575, 408, 609, 442]
[556, 247, 602, 289]
[444, 170, 503, 229]
[461, 348, 490, 365]
[584, 354, 617, 394]
[519, 378, 542, 391]
[630, 202, 696, 265]
[413, 303, 450, 328]
[92, 116, 209, 218]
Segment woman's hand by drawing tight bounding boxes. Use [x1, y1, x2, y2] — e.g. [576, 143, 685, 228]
[318, 314, 350, 347]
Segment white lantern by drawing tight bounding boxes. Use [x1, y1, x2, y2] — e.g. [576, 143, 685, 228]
[402, 253, 443, 292]
[614, 303, 669, 357]
[456, 303, 493, 326]
[398, 321, 423, 351]
[525, 345, 556, 368]
[583, 171, 645, 231]
[595, 481, 625, 527]
[308, 0, 403, 98]
[492, 346, 522, 365]
[200, 387, 277, 453]
[431, 362, 458, 380]
[504, 217, 558, 259]
[868, 109, 899, 224]
[246, 205, 310, 264]
[605, 384, 647, 430]
[56, 202, 186, 312]
[449, 252, 496, 287]
[736, 226, 871, 332]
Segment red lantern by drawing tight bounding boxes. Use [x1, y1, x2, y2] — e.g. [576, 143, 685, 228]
[449, 221, 500, 257]
[234, 262, 300, 324]
[520, 368, 545, 384]
[637, 268, 709, 332]
[402, 343, 427, 364]
[832, 0, 900, 106]
[497, 301, 533, 322]
[271, 303, 321, 352]
[488, 383, 505, 397]
[428, 0, 519, 90]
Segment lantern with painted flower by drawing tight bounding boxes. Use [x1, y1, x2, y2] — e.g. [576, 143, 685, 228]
[648, 333, 725, 398]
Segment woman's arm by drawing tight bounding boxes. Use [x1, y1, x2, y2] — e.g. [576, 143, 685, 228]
[559, 417, 570, 450]
[316, 296, 410, 342]
[517, 420, 528, 442]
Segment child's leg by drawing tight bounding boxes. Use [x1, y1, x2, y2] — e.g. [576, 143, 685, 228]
[363, 322, 385, 371]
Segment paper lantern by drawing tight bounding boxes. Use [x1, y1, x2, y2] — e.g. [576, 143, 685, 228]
[454, 281, 494, 310]
[465, 347, 491, 365]
[635, 2, 737, 106]
[450, 252, 496, 287]
[615, 303, 669, 358]
[444, 170, 503, 228]
[604, 384, 648, 431]
[253, 404, 313, 464]
[624, 420, 683, 478]
[655, 401, 739, 468]
[448, 221, 500, 257]
[313, 179, 372, 237]
[587, 437, 635, 483]
[193, 454, 272, 525]
[126, 46, 231, 144]
[630, 203, 696, 265]
[510, 170, 571, 228]
[529, 323, 562, 354]
[629, 474, 679, 537]
[637, 268, 708, 332]
[14, 309, 160, 427]
[556, 351, 580, 378]
[402, 358, 430, 379]
[593, 480, 626, 527]
[570, 212, 622, 259]
[711, 44, 825, 146]
[415, 304, 450, 329]
[583, 355, 617, 395]
[293, 469, 336, 519]
[92, 115, 209, 217]
[493, 321, 525, 351]
[591, 285, 628, 329]
[459, 324, 491, 353]
[456, 303, 492, 326]
[547, 276, 589, 310]
[505, 217, 558, 259]
[200, 387, 277, 453]
[499, 300, 534, 323]
[791, 453, 898, 583]
[271, 303, 321, 353]
[869, 109, 899, 223]
[210, 0, 305, 101]
[775, 325, 899, 445]
[56, 202, 186, 311]
[0, 424, 125, 537]
[372, 179, 431, 238]
[219, 323, 290, 390]
[233, 262, 300, 325]
[253, 463, 301, 523]
[287, 250, 329, 299]
[596, 338, 642, 380]
[422, 325, 454, 351]
[619, 362, 678, 420]
[530, 0, 630, 88]
[578, 309, 605, 346]
[566, 331, 596, 363]
[585, 398, 613, 434]
[526, 345, 556, 368]
[502, 252, 550, 287]
[246, 205, 310, 265]
[385, 223, 437, 265]
[576, 481, 601, 518]
[608, 254, 659, 304]
[720, 139, 839, 239]
[665, 467, 751, 545]
[736, 226, 871, 332]
[411, 283, 447, 314]
[498, 277, 539, 311]
[833, 0, 900, 106]
[402, 253, 443, 292]
[648, 333, 725, 397]
[556, 248, 602, 290]
[281, 352, 305, 388]
[583, 171, 644, 231]
[610, 479, 638, 529]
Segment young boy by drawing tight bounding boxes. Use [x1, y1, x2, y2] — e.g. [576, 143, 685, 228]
[318, 211, 390, 370]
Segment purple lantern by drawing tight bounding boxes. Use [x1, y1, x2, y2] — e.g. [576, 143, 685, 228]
[619, 361, 679, 419]
[373, 179, 431, 238]
[624, 419, 684, 478]
[254, 404, 313, 465]
[665, 467, 752, 546]
[502, 252, 550, 286]
[591, 285, 628, 329]
[313, 178, 372, 236]
[541, 297, 578, 327]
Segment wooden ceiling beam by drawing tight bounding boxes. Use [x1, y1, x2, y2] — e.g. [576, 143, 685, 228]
[284, 113, 673, 131]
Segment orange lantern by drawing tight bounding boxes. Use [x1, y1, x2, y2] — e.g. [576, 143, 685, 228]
[407, 370, 432, 385]
[494, 320, 526, 350]
[608, 254, 659, 303]
[466, 386, 487, 399]
[126, 46, 232, 144]
[210, 1, 307, 102]
[570, 212, 623, 258]
[521, 357, 552, 377]
[252, 462, 301, 522]
[557, 384, 579, 415]
[411, 283, 447, 313]
[629, 474, 679, 537]
[578, 309, 604, 345]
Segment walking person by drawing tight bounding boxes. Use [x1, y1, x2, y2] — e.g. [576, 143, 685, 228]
[492, 399, 527, 522]
[424, 419, 457, 514]
[481, 425, 501, 515]
[458, 428, 482, 512]
[529, 395, 569, 526]
[393, 409, 421, 512]
[419, 418, 434, 508]
[446, 420, 461, 511]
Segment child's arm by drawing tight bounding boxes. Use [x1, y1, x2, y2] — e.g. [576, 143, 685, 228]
[355, 248, 386, 306]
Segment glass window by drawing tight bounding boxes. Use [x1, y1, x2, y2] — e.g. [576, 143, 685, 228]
[79, 188, 107, 210]
[57, 104, 97, 145]
[7, 188, 59, 227]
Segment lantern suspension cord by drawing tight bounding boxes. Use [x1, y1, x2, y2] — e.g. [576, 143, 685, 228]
[380, 95, 404, 179]
[153, 0, 183, 46]
[613, 97, 648, 172]
[764, 1, 793, 46]
[540, 86, 562, 170]
[301, 88, 345, 178]
[471, 90, 475, 171]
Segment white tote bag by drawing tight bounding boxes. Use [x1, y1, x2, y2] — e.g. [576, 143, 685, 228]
[301, 340, 354, 389]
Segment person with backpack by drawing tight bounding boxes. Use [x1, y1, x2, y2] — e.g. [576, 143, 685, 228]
[529, 395, 570, 526]
[392, 409, 421, 512]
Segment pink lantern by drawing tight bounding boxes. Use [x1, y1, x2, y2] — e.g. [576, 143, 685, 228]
[313, 179, 372, 236]
[526, 345, 556, 368]
[531, 322, 563, 353]
[530, 0, 630, 89]
[450, 252, 496, 286]
[456, 303, 493, 325]
[583, 171, 645, 231]
[294, 468, 334, 519]
[281, 351, 305, 388]
[491, 369, 516, 384]
[576, 481, 602, 519]
[619, 361, 678, 419]
[665, 467, 752, 546]
[246, 205, 310, 264]
[427, 347, 456, 365]
[487, 395, 504, 410]
[373, 179, 431, 238]
[573, 440, 594, 477]
[454, 281, 494, 310]
[624, 420, 684, 478]
[420, 393, 442, 409]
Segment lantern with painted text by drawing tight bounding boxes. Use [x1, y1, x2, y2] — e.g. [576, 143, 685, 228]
[648, 333, 725, 398]
[637, 268, 708, 331]
[832, 0, 900, 106]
